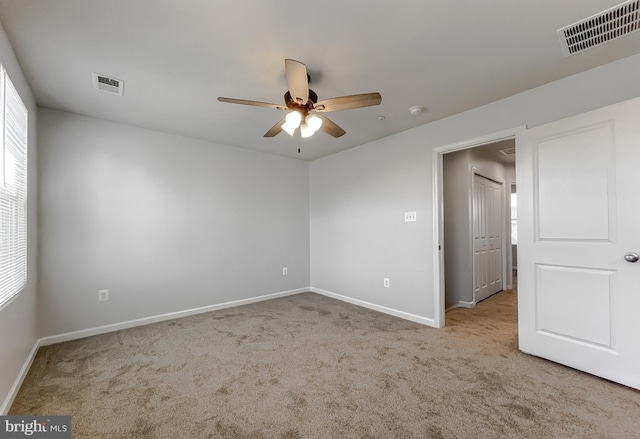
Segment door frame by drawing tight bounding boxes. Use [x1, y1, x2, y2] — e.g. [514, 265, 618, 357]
[432, 126, 525, 328]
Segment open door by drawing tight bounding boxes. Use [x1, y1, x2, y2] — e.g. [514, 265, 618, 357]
[517, 98, 640, 389]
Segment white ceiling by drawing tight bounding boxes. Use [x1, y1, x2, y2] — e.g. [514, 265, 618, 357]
[1, 1, 639, 161]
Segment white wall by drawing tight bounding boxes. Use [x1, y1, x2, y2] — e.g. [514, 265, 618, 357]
[38, 109, 310, 335]
[0, 22, 38, 413]
[443, 147, 509, 308]
[310, 53, 640, 325]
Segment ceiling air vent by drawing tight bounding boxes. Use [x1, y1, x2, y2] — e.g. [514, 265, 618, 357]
[557, 0, 640, 56]
[499, 147, 516, 157]
[92, 72, 124, 96]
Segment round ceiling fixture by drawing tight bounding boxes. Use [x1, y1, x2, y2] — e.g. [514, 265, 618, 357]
[409, 105, 424, 116]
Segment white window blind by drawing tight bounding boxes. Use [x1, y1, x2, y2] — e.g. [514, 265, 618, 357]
[0, 66, 28, 309]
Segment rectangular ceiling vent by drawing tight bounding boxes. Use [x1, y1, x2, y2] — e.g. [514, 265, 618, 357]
[92, 72, 124, 96]
[557, 0, 640, 56]
[499, 147, 516, 157]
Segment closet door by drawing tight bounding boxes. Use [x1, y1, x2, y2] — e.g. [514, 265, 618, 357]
[473, 174, 503, 303]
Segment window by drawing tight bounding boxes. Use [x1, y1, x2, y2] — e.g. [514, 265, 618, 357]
[510, 190, 517, 245]
[0, 65, 28, 309]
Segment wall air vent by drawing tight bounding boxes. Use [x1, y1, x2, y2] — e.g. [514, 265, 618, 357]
[557, 0, 640, 57]
[92, 72, 124, 96]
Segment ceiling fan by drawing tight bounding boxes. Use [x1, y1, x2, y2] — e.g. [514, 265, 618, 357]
[218, 59, 382, 139]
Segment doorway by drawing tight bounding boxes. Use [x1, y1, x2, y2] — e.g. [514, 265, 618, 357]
[432, 127, 523, 328]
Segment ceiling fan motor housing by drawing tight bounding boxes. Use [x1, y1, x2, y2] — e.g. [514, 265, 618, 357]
[284, 89, 318, 115]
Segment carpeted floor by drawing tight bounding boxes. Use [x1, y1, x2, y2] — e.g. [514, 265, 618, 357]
[10, 290, 640, 438]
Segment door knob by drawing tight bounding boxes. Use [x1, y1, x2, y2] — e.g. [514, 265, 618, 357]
[624, 252, 639, 263]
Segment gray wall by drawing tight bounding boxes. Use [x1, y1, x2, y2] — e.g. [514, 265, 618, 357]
[310, 53, 640, 324]
[38, 109, 310, 335]
[442, 150, 471, 308]
[310, 140, 433, 319]
[442, 147, 509, 308]
[0, 22, 38, 412]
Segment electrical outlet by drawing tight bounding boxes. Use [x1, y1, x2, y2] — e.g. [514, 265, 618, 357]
[98, 289, 109, 302]
[404, 212, 417, 222]
[283, 267, 288, 276]
[383, 278, 390, 288]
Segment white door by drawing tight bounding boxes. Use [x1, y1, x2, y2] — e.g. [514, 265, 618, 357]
[517, 98, 640, 389]
[473, 174, 503, 303]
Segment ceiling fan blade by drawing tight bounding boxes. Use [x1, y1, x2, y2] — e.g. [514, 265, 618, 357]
[218, 97, 288, 111]
[284, 59, 309, 105]
[264, 118, 286, 137]
[314, 93, 382, 112]
[317, 115, 346, 138]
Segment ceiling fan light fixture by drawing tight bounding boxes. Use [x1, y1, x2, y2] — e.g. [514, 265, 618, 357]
[281, 121, 296, 136]
[306, 114, 323, 132]
[281, 110, 303, 136]
[285, 110, 302, 128]
[300, 123, 314, 138]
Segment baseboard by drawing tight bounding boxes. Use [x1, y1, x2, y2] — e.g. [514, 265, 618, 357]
[1, 340, 40, 415]
[458, 300, 476, 308]
[310, 287, 436, 327]
[2, 287, 309, 413]
[445, 301, 476, 312]
[40, 287, 309, 347]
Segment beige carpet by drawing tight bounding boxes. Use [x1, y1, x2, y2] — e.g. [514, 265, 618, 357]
[10, 290, 640, 438]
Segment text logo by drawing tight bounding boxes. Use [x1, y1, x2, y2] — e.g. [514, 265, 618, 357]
[0, 417, 70, 438]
